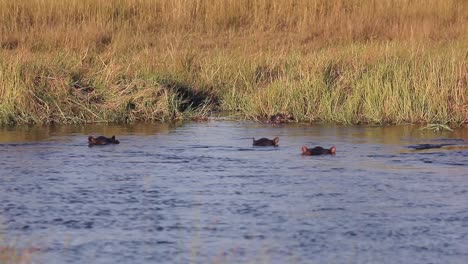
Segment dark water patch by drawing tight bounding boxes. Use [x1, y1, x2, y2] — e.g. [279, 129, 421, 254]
[313, 207, 346, 212]
[330, 167, 345, 171]
[236, 148, 256, 151]
[305, 193, 343, 198]
[243, 234, 266, 240]
[448, 162, 467, 166]
[157, 155, 190, 163]
[59, 220, 94, 229]
[270, 194, 287, 198]
[343, 230, 358, 237]
[160, 198, 197, 208]
[156, 240, 174, 244]
[233, 204, 269, 216]
[367, 154, 399, 158]
[219, 174, 265, 179]
[370, 150, 468, 168]
[142, 190, 160, 195]
[407, 143, 455, 150]
[186, 145, 212, 149]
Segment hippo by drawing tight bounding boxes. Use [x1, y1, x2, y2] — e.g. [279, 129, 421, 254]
[301, 145, 336, 155]
[267, 113, 294, 124]
[88, 135, 120, 145]
[253, 137, 279, 146]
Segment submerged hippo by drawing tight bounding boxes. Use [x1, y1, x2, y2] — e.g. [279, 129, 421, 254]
[253, 137, 279, 146]
[267, 113, 294, 124]
[88, 135, 120, 145]
[407, 143, 454, 150]
[301, 145, 336, 155]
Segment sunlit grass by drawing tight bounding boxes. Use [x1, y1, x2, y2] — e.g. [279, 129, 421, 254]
[0, 0, 466, 125]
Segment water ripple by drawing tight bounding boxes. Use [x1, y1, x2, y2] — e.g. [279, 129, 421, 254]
[0, 122, 467, 264]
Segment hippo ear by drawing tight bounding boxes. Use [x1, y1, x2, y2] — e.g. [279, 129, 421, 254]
[112, 136, 115, 140]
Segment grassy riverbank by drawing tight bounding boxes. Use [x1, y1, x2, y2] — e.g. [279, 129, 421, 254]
[1, 0, 467, 125]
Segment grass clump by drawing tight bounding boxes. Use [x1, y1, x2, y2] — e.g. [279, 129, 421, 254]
[0, 52, 214, 124]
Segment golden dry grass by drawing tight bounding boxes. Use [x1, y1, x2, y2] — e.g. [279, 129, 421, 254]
[0, 0, 467, 125]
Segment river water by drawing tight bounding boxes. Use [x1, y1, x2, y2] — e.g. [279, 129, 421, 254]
[0, 121, 467, 264]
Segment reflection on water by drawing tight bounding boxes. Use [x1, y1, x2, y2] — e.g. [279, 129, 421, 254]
[0, 121, 467, 264]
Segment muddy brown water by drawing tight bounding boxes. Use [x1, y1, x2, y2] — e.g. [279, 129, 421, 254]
[0, 121, 467, 264]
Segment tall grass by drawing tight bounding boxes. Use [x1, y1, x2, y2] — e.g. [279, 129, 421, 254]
[220, 43, 467, 124]
[0, 0, 466, 125]
[1, 0, 466, 40]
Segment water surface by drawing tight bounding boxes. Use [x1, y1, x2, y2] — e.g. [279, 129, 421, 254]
[1, 121, 467, 264]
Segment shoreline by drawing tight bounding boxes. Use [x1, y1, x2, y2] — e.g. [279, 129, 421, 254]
[1, 0, 466, 127]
